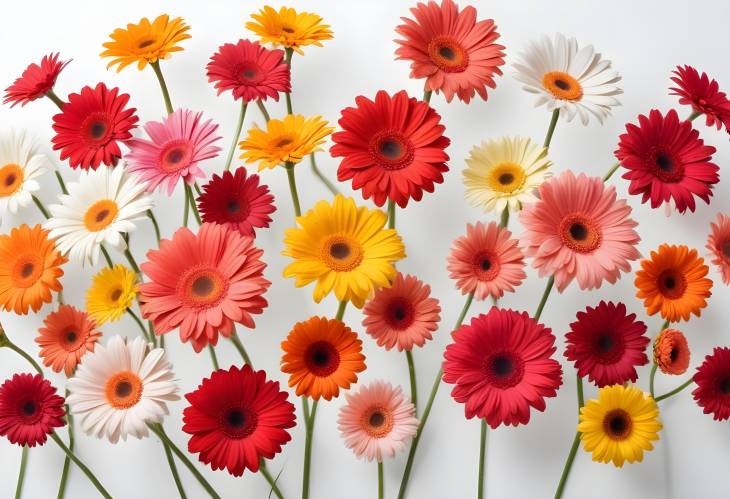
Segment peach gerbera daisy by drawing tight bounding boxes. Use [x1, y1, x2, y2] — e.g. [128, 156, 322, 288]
[707, 213, 730, 285]
[653, 328, 690, 375]
[36, 305, 101, 376]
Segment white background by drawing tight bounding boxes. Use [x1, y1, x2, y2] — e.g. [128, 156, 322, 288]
[1, 1, 729, 498]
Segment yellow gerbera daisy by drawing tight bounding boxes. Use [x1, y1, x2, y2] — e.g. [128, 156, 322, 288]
[578, 384, 662, 467]
[101, 14, 191, 72]
[86, 264, 138, 324]
[463, 136, 551, 214]
[239, 114, 334, 171]
[246, 6, 333, 55]
[283, 195, 406, 308]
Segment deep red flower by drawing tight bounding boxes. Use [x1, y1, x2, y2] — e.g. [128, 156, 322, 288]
[693, 347, 730, 421]
[442, 307, 563, 428]
[4, 53, 70, 108]
[0, 373, 65, 447]
[615, 109, 719, 213]
[330, 90, 450, 208]
[670, 65, 730, 131]
[51, 83, 138, 170]
[197, 167, 276, 237]
[182, 365, 296, 476]
[564, 301, 649, 387]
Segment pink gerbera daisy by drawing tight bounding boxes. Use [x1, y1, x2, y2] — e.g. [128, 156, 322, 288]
[126, 109, 222, 195]
[447, 221, 526, 300]
[520, 170, 641, 292]
[707, 213, 730, 285]
[362, 272, 441, 351]
[4, 53, 70, 108]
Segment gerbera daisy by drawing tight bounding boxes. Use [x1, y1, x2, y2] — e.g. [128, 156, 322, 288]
[706, 213, 730, 284]
[281, 316, 366, 401]
[282, 195, 406, 308]
[520, 170, 640, 292]
[635, 244, 712, 322]
[0, 130, 49, 219]
[45, 165, 154, 266]
[246, 6, 333, 55]
[330, 90, 450, 208]
[183, 365, 296, 476]
[207, 39, 290, 102]
[442, 308, 563, 428]
[4, 53, 70, 108]
[394, 0, 505, 103]
[578, 384, 661, 467]
[140, 223, 270, 352]
[66, 335, 179, 443]
[447, 221, 526, 300]
[86, 264, 138, 325]
[362, 272, 441, 352]
[0, 373, 65, 447]
[513, 33, 622, 125]
[51, 83, 138, 170]
[693, 347, 730, 421]
[653, 328, 690, 376]
[670, 65, 730, 131]
[338, 381, 418, 462]
[615, 109, 719, 214]
[126, 109, 222, 195]
[463, 136, 551, 214]
[0, 224, 66, 315]
[36, 305, 102, 376]
[101, 14, 191, 72]
[564, 301, 649, 387]
[197, 167, 276, 237]
[239, 114, 333, 171]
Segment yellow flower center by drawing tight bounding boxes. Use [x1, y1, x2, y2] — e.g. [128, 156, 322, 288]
[486, 162, 527, 194]
[603, 409, 633, 441]
[11, 254, 43, 288]
[105, 371, 143, 409]
[0, 163, 24, 197]
[321, 235, 363, 272]
[83, 200, 119, 232]
[360, 406, 394, 438]
[542, 71, 583, 101]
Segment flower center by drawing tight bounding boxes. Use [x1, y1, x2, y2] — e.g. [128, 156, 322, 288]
[109, 287, 123, 302]
[17, 398, 41, 423]
[0, 163, 24, 197]
[657, 269, 687, 300]
[542, 71, 584, 101]
[105, 371, 143, 409]
[650, 148, 684, 183]
[603, 409, 633, 440]
[722, 241, 730, 259]
[221, 406, 258, 439]
[321, 236, 364, 272]
[592, 331, 626, 363]
[718, 376, 730, 395]
[369, 131, 415, 171]
[427, 36, 468, 73]
[473, 250, 501, 282]
[137, 38, 156, 49]
[83, 199, 119, 232]
[82, 112, 112, 144]
[160, 140, 193, 173]
[222, 197, 250, 222]
[11, 254, 43, 288]
[487, 162, 527, 194]
[281, 25, 296, 34]
[384, 297, 415, 330]
[238, 62, 263, 83]
[304, 340, 341, 377]
[669, 347, 678, 362]
[483, 351, 524, 389]
[559, 213, 602, 253]
[361, 406, 394, 438]
[178, 267, 228, 308]
[273, 136, 294, 149]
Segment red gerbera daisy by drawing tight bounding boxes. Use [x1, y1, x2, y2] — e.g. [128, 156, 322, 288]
[197, 167, 276, 237]
[670, 65, 730, 131]
[330, 90, 450, 208]
[183, 365, 296, 476]
[4, 53, 70, 108]
[564, 301, 649, 388]
[615, 109, 719, 214]
[442, 307, 563, 428]
[207, 39, 291, 102]
[0, 373, 66, 447]
[693, 347, 730, 421]
[51, 83, 138, 170]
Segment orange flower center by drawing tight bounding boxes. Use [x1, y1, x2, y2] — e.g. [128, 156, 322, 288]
[472, 250, 501, 282]
[304, 340, 340, 377]
[542, 71, 583, 101]
[427, 36, 469, 73]
[81, 112, 112, 145]
[483, 351, 524, 389]
[384, 297, 415, 330]
[11, 254, 43, 288]
[369, 131, 415, 171]
[0, 163, 24, 197]
[656, 269, 687, 299]
[105, 371, 143, 409]
[83, 199, 119, 232]
[603, 409, 633, 440]
[559, 213, 602, 253]
[179, 267, 227, 308]
[360, 406, 394, 438]
[220, 406, 258, 439]
[321, 236, 363, 272]
[160, 140, 192, 173]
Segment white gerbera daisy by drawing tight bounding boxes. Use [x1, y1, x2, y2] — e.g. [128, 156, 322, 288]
[513, 33, 622, 125]
[45, 165, 153, 266]
[66, 335, 179, 443]
[463, 136, 551, 214]
[0, 130, 49, 218]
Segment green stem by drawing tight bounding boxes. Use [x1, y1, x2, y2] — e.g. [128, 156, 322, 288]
[378, 461, 384, 499]
[284, 162, 302, 217]
[302, 398, 319, 499]
[127, 309, 152, 342]
[688, 110, 702, 122]
[499, 206, 509, 228]
[147, 210, 161, 245]
[183, 183, 191, 227]
[56, 394, 74, 499]
[310, 154, 339, 196]
[387, 199, 396, 229]
[553, 375, 585, 499]
[649, 363, 658, 398]
[284, 48, 294, 114]
[260, 461, 285, 499]
[162, 439, 187, 499]
[602, 161, 621, 182]
[50, 433, 112, 499]
[533, 276, 555, 322]
[15, 446, 28, 499]
[99, 245, 114, 269]
[208, 344, 220, 370]
[2, 337, 43, 375]
[335, 300, 348, 321]
[576, 375, 584, 410]
[32, 194, 50, 219]
[543, 109, 560, 149]
[150, 61, 174, 115]
[46, 90, 65, 109]
[477, 420, 488, 499]
[423, 90, 432, 103]
[655, 377, 695, 402]
[224, 100, 248, 171]
[257, 99, 271, 122]
[230, 331, 253, 367]
[124, 247, 141, 275]
[405, 350, 418, 415]
[186, 184, 202, 225]
[54, 171, 68, 195]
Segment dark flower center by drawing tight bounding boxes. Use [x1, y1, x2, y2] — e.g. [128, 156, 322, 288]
[484, 351, 524, 388]
[480, 258, 491, 271]
[5, 173, 16, 186]
[222, 407, 258, 438]
[90, 121, 107, 139]
[166, 148, 185, 164]
[20, 262, 34, 278]
[554, 79, 571, 91]
[385, 297, 415, 329]
[22, 400, 36, 416]
[369, 411, 385, 427]
[380, 140, 403, 160]
[115, 380, 133, 398]
[227, 409, 247, 427]
[655, 153, 674, 172]
[569, 222, 588, 241]
[719, 376, 730, 395]
[603, 409, 632, 440]
[305, 341, 340, 377]
[192, 276, 215, 297]
[438, 46, 455, 60]
[66, 330, 78, 343]
[722, 241, 730, 258]
[282, 26, 295, 33]
[491, 356, 513, 378]
[651, 149, 684, 182]
[658, 269, 687, 299]
[498, 173, 514, 185]
[330, 242, 351, 260]
[138, 39, 155, 49]
[96, 209, 110, 223]
[596, 334, 614, 353]
[110, 288, 123, 302]
[243, 69, 257, 79]
[275, 137, 293, 148]
[669, 347, 678, 362]
[227, 200, 241, 213]
[370, 131, 414, 170]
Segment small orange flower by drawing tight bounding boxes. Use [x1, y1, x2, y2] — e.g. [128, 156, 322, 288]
[281, 316, 365, 401]
[635, 244, 712, 322]
[36, 305, 102, 376]
[653, 328, 690, 375]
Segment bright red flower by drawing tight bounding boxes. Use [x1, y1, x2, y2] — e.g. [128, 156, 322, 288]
[564, 301, 649, 387]
[442, 307, 563, 428]
[51, 83, 138, 170]
[693, 347, 730, 421]
[183, 365, 296, 476]
[615, 109, 719, 213]
[331, 90, 450, 208]
[670, 65, 730, 131]
[0, 373, 65, 447]
[4, 53, 70, 108]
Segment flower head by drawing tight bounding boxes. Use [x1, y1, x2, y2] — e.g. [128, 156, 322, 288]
[246, 6, 333, 55]
[670, 65, 730, 131]
[36, 305, 102, 376]
[0, 373, 65, 447]
[0, 130, 49, 219]
[86, 264, 138, 325]
[706, 213, 730, 285]
[653, 328, 690, 375]
[693, 347, 730, 421]
[4, 53, 70, 107]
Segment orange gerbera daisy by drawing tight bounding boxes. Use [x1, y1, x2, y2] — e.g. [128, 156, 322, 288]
[635, 244, 712, 322]
[36, 305, 101, 376]
[0, 224, 66, 315]
[653, 328, 690, 375]
[281, 316, 366, 401]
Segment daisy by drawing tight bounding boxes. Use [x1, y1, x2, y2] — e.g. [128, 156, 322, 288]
[693, 347, 730, 421]
[653, 328, 690, 376]
[0, 130, 49, 219]
[246, 6, 333, 55]
[66, 335, 179, 443]
[330, 90, 450, 208]
[126, 109, 222, 195]
[394, 0, 505, 103]
[513, 33, 622, 125]
[519, 170, 640, 292]
[36, 305, 102, 376]
[706, 213, 730, 284]
[4, 53, 70, 108]
[670, 65, 730, 131]
[0, 373, 66, 447]
[86, 264, 138, 325]
[45, 165, 154, 266]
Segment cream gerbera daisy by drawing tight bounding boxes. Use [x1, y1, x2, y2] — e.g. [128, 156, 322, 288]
[464, 136, 551, 214]
[513, 33, 622, 125]
[0, 130, 49, 219]
[45, 165, 154, 266]
[66, 335, 179, 443]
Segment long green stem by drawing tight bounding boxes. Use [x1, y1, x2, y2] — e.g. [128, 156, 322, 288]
[405, 350, 418, 415]
[56, 395, 74, 499]
[543, 109, 560, 149]
[2, 336, 43, 375]
[378, 461, 384, 499]
[183, 184, 191, 227]
[123, 247, 141, 275]
[284, 162, 302, 217]
[230, 331, 253, 367]
[162, 439, 187, 499]
[477, 420, 488, 499]
[284, 48, 294, 114]
[150, 61, 174, 115]
[260, 461, 285, 499]
[310, 154, 339, 196]
[15, 446, 28, 499]
[655, 378, 695, 402]
[302, 398, 319, 499]
[127, 309, 152, 343]
[335, 300, 348, 321]
[256, 100, 271, 122]
[649, 363, 658, 398]
[553, 375, 585, 499]
[387, 199, 396, 229]
[32, 194, 50, 218]
[147, 210, 161, 244]
[499, 206, 509, 228]
[224, 100, 248, 171]
[50, 433, 112, 499]
[55, 171, 68, 194]
[533, 276, 555, 322]
[602, 161, 621, 182]
[99, 245, 114, 269]
[46, 90, 65, 109]
[186, 184, 202, 225]
[208, 345, 220, 370]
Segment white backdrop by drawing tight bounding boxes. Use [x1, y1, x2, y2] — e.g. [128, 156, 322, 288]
[1, 1, 729, 498]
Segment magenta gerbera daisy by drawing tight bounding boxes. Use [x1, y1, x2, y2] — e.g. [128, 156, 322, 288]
[693, 347, 730, 421]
